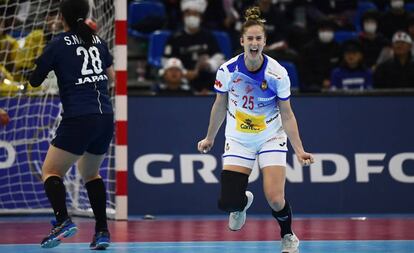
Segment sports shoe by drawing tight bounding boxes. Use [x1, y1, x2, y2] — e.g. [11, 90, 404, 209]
[281, 233, 299, 253]
[40, 218, 78, 248]
[228, 191, 254, 231]
[90, 231, 110, 250]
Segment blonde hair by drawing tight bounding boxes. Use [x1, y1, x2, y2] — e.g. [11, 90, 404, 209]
[241, 6, 266, 35]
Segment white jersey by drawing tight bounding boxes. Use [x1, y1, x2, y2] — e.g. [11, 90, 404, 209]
[214, 53, 291, 150]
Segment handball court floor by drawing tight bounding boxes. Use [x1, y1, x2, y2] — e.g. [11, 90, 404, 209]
[1, 215, 414, 253]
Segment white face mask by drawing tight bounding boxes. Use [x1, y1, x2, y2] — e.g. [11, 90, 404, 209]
[364, 22, 377, 34]
[391, 0, 404, 9]
[318, 31, 334, 43]
[184, 16, 201, 30]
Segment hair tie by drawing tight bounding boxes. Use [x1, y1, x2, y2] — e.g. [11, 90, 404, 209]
[77, 18, 84, 23]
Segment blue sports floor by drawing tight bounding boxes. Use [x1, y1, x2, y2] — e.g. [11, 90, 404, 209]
[1, 241, 413, 253]
[1, 215, 414, 252]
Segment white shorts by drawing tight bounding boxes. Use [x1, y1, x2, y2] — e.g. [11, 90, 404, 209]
[222, 136, 288, 169]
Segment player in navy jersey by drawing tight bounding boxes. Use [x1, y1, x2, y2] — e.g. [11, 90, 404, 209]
[197, 7, 313, 253]
[29, 0, 113, 250]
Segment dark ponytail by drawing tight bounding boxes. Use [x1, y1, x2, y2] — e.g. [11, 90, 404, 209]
[60, 0, 94, 47]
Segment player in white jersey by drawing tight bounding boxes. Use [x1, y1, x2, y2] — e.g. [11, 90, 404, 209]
[197, 6, 314, 253]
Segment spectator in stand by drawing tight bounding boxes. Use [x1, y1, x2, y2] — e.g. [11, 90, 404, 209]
[374, 31, 414, 88]
[164, 0, 224, 95]
[331, 40, 373, 90]
[299, 19, 341, 91]
[358, 10, 392, 70]
[379, 0, 410, 40]
[282, 1, 356, 53]
[156, 57, 193, 96]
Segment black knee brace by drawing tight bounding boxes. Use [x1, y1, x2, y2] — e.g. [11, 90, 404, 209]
[217, 170, 249, 212]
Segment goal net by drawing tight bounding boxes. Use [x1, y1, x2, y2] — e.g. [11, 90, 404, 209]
[0, 0, 116, 218]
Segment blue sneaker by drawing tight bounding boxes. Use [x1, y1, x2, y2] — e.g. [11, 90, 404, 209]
[40, 219, 78, 248]
[89, 231, 110, 250]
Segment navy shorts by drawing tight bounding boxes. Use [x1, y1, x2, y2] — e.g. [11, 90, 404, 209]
[51, 114, 114, 155]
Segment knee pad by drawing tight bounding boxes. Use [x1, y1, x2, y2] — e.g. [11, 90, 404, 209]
[218, 170, 249, 212]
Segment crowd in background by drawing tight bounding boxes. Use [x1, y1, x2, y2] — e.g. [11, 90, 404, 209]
[0, 0, 64, 93]
[128, 0, 414, 95]
[1, 0, 413, 96]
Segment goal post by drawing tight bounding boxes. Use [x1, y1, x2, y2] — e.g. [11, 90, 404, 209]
[0, 0, 128, 220]
[114, 0, 128, 221]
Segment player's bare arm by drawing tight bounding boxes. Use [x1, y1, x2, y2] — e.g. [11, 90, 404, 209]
[197, 92, 228, 153]
[278, 99, 314, 166]
[107, 66, 115, 81]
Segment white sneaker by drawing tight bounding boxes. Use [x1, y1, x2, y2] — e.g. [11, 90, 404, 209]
[228, 191, 254, 231]
[281, 233, 299, 253]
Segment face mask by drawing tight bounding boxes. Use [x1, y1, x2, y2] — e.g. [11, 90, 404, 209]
[391, 0, 404, 9]
[184, 16, 201, 30]
[318, 31, 334, 43]
[363, 22, 377, 34]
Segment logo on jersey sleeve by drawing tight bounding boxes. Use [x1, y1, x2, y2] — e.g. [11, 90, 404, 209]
[214, 80, 223, 88]
[235, 110, 266, 133]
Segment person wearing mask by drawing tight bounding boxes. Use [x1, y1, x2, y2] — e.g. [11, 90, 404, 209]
[331, 40, 373, 90]
[358, 10, 391, 70]
[299, 19, 341, 91]
[374, 31, 414, 88]
[164, 0, 225, 95]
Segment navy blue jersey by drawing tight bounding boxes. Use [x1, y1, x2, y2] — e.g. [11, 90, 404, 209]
[30, 31, 113, 118]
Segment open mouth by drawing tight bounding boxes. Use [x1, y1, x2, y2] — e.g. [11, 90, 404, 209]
[250, 48, 259, 57]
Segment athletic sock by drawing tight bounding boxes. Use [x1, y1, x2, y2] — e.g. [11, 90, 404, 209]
[271, 200, 293, 237]
[44, 176, 69, 224]
[85, 178, 108, 232]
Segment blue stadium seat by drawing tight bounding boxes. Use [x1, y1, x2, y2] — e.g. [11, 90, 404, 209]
[354, 1, 378, 32]
[212, 31, 232, 59]
[147, 30, 233, 68]
[148, 30, 171, 68]
[128, 1, 166, 39]
[405, 2, 414, 12]
[279, 61, 300, 89]
[334, 31, 359, 43]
